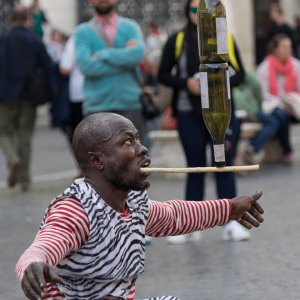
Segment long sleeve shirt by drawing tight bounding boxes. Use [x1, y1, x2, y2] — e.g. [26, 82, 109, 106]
[16, 197, 231, 300]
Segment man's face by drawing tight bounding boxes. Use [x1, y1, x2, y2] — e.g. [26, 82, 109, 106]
[100, 118, 151, 192]
[89, 0, 117, 16]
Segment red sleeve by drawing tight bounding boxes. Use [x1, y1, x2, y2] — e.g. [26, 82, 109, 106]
[15, 196, 89, 281]
[146, 199, 232, 237]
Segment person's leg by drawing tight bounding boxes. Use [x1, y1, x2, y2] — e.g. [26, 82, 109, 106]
[70, 102, 84, 177]
[0, 101, 21, 187]
[177, 112, 208, 201]
[249, 111, 280, 152]
[166, 112, 208, 244]
[216, 116, 249, 241]
[215, 116, 236, 199]
[272, 108, 292, 155]
[230, 113, 241, 161]
[0, 101, 19, 162]
[71, 102, 84, 132]
[16, 100, 36, 190]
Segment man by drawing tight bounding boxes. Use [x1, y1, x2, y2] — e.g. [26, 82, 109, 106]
[0, 5, 52, 191]
[16, 113, 264, 300]
[74, 0, 148, 144]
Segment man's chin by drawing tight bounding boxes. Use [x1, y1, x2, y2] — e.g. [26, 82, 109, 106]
[129, 181, 150, 192]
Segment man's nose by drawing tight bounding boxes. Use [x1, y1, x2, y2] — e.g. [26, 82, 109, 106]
[136, 142, 148, 155]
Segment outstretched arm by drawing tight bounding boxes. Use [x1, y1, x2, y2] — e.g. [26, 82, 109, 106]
[16, 196, 89, 300]
[146, 190, 263, 237]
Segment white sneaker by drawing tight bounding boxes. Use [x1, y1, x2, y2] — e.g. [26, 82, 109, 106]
[222, 221, 250, 242]
[166, 235, 187, 245]
[188, 231, 203, 242]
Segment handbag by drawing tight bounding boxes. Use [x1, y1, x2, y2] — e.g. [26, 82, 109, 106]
[26, 66, 53, 106]
[284, 92, 300, 120]
[139, 90, 161, 120]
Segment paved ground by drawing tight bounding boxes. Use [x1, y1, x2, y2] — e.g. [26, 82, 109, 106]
[1, 113, 300, 300]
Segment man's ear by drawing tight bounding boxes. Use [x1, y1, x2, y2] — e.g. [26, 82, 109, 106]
[87, 152, 104, 170]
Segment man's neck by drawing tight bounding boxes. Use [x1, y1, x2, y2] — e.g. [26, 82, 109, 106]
[85, 177, 127, 213]
[96, 11, 115, 21]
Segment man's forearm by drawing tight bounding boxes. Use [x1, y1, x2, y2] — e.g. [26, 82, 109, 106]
[146, 199, 232, 237]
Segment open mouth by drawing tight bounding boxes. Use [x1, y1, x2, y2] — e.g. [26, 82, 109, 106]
[140, 159, 151, 174]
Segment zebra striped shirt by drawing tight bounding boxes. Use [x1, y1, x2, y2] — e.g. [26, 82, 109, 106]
[16, 178, 232, 299]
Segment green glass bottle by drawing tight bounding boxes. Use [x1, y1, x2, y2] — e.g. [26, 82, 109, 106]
[199, 63, 231, 167]
[197, 0, 229, 64]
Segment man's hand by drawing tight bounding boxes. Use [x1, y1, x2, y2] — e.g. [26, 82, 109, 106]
[230, 190, 264, 229]
[21, 262, 62, 300]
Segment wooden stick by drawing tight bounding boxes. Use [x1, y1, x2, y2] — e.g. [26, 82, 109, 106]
[140, 164, 260, 173]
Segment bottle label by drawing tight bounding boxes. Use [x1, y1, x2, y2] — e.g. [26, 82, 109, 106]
[226, 70, 231, 99]
[197, 27, 201, 57]
[214, 144, 225, 162]
[216, 17, 228, 55]
[199, 72, 209, 109]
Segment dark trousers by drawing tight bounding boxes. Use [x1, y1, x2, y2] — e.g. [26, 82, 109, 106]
[272, 108, 294, 155]
[0, 100, 36, 184]
[177, 111, 236, 201]
[63, 101, 83, 146]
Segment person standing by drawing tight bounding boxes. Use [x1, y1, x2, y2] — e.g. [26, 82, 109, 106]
[30, 0, 48, 38]
[266, 3, 298, 58]
[158, 0, 248, 243]
[59, 35, 85, 178]
[0, 5, 53, 191]
[74, 0, 148, 144]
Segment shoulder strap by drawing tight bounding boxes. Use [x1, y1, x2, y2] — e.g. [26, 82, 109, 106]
[175, 31, 184, 61]
[228, 32, 239, 71]
[88, 18, 113, 47]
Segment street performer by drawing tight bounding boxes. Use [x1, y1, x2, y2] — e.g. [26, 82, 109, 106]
[16, 112, 264, 300]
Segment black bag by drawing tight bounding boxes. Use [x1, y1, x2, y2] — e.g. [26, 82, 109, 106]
[26, 66, 53, 106]
[140, 91, 161, 120]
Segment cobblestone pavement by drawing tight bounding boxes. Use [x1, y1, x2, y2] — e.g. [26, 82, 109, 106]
[1, 117, 300, 300]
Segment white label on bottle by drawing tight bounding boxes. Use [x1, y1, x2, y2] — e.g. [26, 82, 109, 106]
[226, 70, 231, 99]
[214, 144, 225, 162]
[216, 17, 228, 55]
[197, 27, 201, 57]
[199, 72, 209, 109]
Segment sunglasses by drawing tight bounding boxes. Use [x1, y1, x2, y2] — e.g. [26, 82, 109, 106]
[189, 6, 198, 14]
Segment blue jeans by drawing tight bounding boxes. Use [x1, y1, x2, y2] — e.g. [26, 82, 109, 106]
[177, 111, 236, 201]
[250, 111, 280, 152]
[250, 108, 292, 155]
[273, 108, 293, 155]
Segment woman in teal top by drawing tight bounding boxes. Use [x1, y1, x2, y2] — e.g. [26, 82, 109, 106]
[31, 0, 47, 37]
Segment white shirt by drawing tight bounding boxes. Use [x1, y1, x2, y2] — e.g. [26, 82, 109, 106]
[60, 36, 84, 102]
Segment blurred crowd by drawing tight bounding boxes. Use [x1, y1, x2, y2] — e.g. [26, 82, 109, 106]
[0, 3, 297, 300]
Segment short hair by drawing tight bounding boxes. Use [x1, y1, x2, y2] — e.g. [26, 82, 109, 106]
[267, 33, 290, 54]
[11, 4, 30, 24]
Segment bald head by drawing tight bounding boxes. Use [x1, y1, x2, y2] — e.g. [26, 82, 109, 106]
[72, 113, 134, 170]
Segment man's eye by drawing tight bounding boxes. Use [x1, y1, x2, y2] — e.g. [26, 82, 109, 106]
[125, 139, 133, 145]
